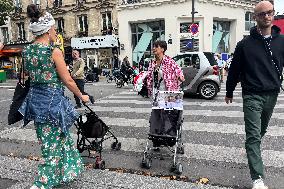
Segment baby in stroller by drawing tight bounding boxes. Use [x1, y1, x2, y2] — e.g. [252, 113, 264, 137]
[141, 40, 185, 175]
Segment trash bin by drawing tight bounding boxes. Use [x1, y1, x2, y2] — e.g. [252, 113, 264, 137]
[0, 70, 7, 83]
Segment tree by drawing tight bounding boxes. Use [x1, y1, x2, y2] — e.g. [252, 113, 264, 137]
[0, 0, 14, 26]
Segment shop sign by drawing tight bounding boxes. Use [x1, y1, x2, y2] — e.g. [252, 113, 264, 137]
[71, 35, 119, 49]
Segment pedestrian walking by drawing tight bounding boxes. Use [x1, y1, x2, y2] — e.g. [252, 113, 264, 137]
[19, 4, 90, 189]
[225, 1, 284, 189]
[71, 49, 95, 109]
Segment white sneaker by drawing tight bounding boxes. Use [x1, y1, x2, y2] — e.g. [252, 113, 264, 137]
[252, 178, 268, 189]
[30, 185, 38, 189]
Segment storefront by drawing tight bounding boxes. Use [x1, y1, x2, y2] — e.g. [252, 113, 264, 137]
[0, 42, 30, 79]
[71, 35, 119, 72]
[117, 0, 255, 65]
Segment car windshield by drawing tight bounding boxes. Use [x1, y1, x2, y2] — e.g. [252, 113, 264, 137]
[204, 52, 217, 66]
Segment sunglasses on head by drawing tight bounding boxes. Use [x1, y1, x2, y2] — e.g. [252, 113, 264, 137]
[255, 10, 275, 18]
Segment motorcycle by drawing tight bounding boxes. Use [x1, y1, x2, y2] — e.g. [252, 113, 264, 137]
[85, 69, 99, 82]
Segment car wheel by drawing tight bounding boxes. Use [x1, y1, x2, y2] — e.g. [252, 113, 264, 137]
[199, 81, 218, 100]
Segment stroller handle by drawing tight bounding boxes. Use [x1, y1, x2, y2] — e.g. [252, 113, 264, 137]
[82, 102, 94, 112]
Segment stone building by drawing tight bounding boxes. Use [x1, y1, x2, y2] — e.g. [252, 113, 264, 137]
[9, 0, 119, 70]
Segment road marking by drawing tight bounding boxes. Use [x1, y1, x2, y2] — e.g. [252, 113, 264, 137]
[91, 106, 284, 120]
[95, 99, 284, 109]
[1, 128, 284, 168]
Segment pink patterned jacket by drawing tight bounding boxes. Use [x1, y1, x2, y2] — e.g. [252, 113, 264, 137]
[146, 55, 184, 95]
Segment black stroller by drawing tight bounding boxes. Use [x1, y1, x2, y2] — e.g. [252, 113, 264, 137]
[141, 90, 185, 175]
[75, 104, 121, 169]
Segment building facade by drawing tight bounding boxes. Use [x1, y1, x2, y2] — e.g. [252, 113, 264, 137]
[117, 0, 265, 66]
[9, 0, 119, 69]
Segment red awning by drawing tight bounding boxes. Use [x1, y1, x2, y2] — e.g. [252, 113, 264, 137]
[0, 48, 22, 57]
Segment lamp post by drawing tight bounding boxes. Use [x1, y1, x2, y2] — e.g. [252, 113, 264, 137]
[191, 0, 197, 51]
[46, 0, 49, 10]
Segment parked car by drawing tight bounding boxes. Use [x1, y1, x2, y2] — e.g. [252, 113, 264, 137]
[172, 52, 221, 99]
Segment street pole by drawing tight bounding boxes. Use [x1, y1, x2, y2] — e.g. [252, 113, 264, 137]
[191, 0, 195, 51]
[46, 0, 49, 10]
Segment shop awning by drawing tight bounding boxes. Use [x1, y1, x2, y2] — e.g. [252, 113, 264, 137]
[0, 49, 22, 57]
[0, 43, 30, 57]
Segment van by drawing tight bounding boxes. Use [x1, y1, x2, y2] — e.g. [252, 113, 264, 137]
[173, 52, 221, 99]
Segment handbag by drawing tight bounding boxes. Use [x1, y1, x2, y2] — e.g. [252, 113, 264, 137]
[8, 61, 30, 125]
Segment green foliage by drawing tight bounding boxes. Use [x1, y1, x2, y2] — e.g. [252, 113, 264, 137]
[0, 0, 14, 26]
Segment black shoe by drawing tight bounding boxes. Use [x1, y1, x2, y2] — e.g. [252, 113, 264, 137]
[90, 96, 95, 104]
[75, 105, 82, 109]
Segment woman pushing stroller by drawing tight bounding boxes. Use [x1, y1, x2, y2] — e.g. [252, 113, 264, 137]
[141, 40, 185, 174]
[19, 4, 89, 189]
[146, 40, 185, 96]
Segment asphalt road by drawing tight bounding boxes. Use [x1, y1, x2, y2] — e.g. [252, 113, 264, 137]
[0, 79, 283, 189]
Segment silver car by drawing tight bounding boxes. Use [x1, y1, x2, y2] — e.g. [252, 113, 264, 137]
[173, 52, 221, 99]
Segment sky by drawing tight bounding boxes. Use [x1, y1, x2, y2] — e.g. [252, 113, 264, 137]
[274, 0, 284, 15]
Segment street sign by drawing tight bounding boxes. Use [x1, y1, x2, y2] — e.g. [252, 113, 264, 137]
[190, 24, 199, 35]
[186, 39, 193, 49]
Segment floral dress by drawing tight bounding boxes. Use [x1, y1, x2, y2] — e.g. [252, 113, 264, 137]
[22, 44, 83, 189]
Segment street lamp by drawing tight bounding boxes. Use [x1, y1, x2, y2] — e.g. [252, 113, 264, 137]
[191, 0, 198, 51]
[46, 0, 49, 10]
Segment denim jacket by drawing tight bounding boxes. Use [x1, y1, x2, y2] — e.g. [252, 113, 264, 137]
[19, 85, 79, 135]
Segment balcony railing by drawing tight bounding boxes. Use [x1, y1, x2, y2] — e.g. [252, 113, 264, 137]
[118, 0, 186, 7]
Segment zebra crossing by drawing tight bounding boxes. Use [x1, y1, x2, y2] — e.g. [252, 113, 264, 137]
[1, 84, 284, 188]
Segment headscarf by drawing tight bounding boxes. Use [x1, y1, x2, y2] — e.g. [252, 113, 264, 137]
[29, 12, 55, 36]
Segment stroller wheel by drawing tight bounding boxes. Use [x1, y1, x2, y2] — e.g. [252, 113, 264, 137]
[111, 142, 121, 150]
[177, 146, 185, 154]
[170, 162, 183, 175]
[141, 156, 152, 169]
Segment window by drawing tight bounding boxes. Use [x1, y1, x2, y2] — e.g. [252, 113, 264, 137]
[213, 20, 231, 53]
[102, 12, 112, 31]
[15, 0, 22, 7]
[245, 12, 256, 31]
[32, 0, 40, 5]
[17, 22, 26, 41]
[1, 27, 9, 43]
[180, 38, 199, 52]
[76, 0, 86, 5]
[56, 18, 64, 33]
[53, 0, 62, 8]
[78, 15, 88, 32]
[131, 20, 165, 66]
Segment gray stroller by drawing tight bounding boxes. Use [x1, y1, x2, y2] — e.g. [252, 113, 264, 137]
[141, 90, 185, 175]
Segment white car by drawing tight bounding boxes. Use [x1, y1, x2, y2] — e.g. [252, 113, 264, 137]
[173, 52, 221, 99]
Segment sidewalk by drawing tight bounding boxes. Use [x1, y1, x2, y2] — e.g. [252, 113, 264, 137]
[0, 155, 232, 189]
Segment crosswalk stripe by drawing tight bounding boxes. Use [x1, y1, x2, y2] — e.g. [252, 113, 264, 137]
[109, 94, 284, 101]
[1, 128, 283, 168]
[92, 106, 284, 120]
[97, 117, 283, 137]
[119, 90, 284, 97]
[95, 99, 284, 109]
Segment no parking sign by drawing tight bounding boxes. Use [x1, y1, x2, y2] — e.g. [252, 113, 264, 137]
[190, 24, 199, 35]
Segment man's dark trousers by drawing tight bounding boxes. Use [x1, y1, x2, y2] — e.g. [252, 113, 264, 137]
[243, 93, 278, 180]
[74, 79, 89, 107]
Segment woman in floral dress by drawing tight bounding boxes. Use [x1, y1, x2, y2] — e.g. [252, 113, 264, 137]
[19, 4, 89, 189]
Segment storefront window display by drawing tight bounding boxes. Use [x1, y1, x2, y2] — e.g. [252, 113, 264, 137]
[212, 21, 231, 53]
[131, 20, 165, 67]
